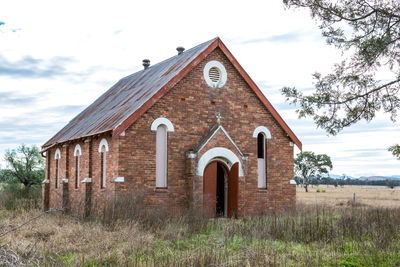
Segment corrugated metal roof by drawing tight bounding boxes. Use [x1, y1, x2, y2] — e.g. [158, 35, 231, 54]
[43, 37, 302, 150]
[42, 38, 218, 149]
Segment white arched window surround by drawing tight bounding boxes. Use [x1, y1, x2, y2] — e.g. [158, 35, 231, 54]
[253, 126, 271, 189]
[151, 117, 174, 132]
[54, 148, 61, 159]
[196, 147, 244, 177]
[74, 144, 82, 189]
[98, 138, 109, 189]
[252, 126, 272, 139]
[98, 138, 109, 153]
[74, 144, 82, 156]
[54, 148, 61, 189]
[151, 117, 174, 188]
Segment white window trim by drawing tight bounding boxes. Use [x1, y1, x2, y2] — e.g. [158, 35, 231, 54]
[75, 155, 80, 188]
[101, 150, 106, 188]
[257, 133, 266, 189]
[252, 126, 272, 139]
[54, 148, 61, 188]
[54, 148, 61, 159]
[74, 144, 82, 156]
[98, 138, 109, 152]
[155, 125, 168, 188]
[73, 144, 82, 189]
[253, 126, 271, 188]
[151, 117, 174, 188]
[203, 60, 227, 88]
[98, 139, 109, 189]
[151, 117, 174, 132]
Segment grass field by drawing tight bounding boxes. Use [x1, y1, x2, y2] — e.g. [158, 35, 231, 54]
[297, 185, 400, 207]
[1, 186, 400, 266]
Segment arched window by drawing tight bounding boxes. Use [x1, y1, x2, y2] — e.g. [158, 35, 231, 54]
[55, 148, 61, 189]
[253, 126, 272, 189]
[151, 117, 174, 188]
[257, 133, 266, 188]
[47, 152, 51, 183]
[98, 139, 109, 189]
[156, 125, 167, 187]
[74, 144, 82, 189]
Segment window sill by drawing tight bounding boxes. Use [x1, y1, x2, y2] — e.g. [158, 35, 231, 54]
[257, 188, 268, 193]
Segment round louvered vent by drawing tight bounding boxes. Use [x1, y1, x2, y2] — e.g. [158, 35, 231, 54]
[209, 67, 221, 83]
[204, 61, 227, 88]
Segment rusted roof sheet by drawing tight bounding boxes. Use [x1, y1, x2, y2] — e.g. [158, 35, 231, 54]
[42, 38, 218, 149]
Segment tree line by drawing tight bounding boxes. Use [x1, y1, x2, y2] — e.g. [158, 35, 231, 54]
[295, 175, 400, 188]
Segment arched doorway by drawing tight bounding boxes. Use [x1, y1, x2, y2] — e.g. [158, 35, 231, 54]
[203, 161, 238, 218]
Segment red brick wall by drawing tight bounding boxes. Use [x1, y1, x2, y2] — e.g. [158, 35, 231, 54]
[118, 47, 295, 216]
[44, 47, 296, 217]
[45, 135, 120, 215]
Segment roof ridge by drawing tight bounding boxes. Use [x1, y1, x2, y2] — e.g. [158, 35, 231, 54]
[121, 37, 218, 81]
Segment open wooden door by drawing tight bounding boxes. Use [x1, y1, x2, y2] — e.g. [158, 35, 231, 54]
[228, 162, 239, 218]
[203, 162, 217, 217]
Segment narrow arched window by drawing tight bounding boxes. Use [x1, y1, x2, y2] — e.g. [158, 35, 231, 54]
[257, 133, 266, 188]
[55, 148, 61, 189]
[253, 126, 271, 189]
[47, 152, 51, 183]
[74, 144, 82, 189]
[151, 118, 174, 188]
[99, 139, 109, 189]
[156, 125, 167, 188]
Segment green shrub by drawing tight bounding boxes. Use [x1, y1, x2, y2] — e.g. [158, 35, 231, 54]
[0, 183, 41, 210]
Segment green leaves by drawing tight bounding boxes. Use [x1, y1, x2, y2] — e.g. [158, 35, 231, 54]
[282, 0, 400, 136]
[294, 151, 333, 192]
[3, 144, 45, 187]
[388, 144, 400, 159]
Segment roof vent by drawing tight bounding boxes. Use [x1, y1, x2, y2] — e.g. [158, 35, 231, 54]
[208, 67, 221, 83]
[176, 46, 185, 55]
[142, 59, 150, 69]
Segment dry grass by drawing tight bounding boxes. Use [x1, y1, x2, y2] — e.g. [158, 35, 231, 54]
[1, 186, 400, 266]
[297, 185, 400, 207]
[0, 209, 155, 266]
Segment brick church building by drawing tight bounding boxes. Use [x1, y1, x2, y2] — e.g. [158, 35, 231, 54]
[41, 37, 301, 218]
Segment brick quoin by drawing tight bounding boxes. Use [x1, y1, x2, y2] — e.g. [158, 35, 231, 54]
[43, 41, 300, 218]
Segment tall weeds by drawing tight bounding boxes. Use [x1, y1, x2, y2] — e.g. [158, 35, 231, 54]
[0, 183, 41, 211]
[2, 191, 400, 266]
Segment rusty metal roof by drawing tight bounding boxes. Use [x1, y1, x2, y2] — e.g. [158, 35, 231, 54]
[43, 37, 302, 150]
[42, 38, 218, 149]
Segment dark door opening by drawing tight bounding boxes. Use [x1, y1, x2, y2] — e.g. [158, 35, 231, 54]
[216, 162, 226, 217]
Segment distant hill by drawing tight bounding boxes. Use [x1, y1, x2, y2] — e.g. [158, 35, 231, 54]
[322, 174, 355, 179]
[358, 176, 400, 181]
[322, 174, 400, 181]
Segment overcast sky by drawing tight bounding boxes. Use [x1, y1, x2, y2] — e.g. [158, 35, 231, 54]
[0, 0, 399, 177]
